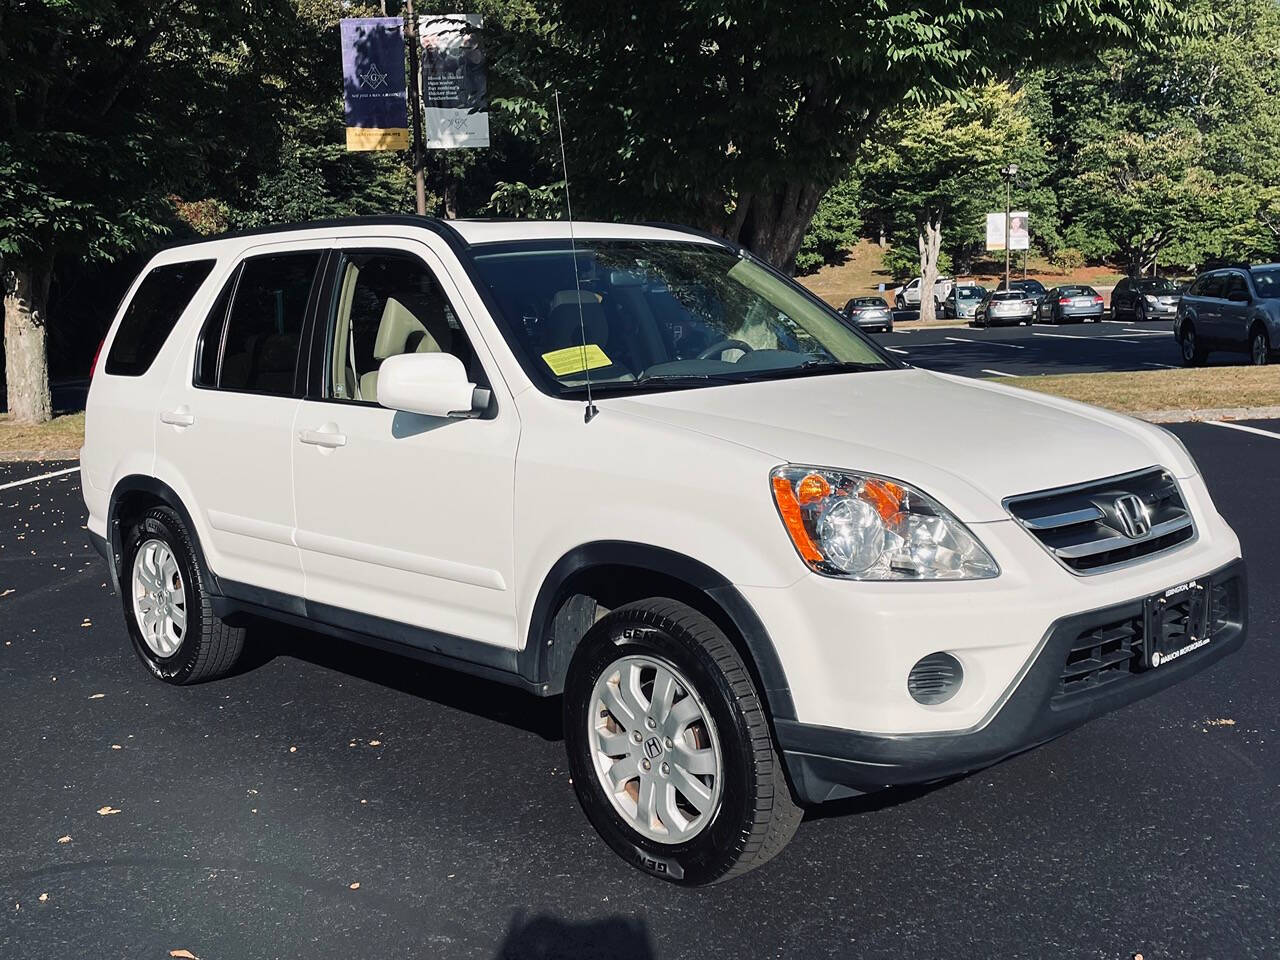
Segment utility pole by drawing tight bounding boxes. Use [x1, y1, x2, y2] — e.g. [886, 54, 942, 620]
[405, 0, 427, 215]
[1000, 163, 1018, 290]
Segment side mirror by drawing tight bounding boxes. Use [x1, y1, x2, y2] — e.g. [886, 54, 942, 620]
[377, 352, 485, 418]
[1228, 290, 1251, 303]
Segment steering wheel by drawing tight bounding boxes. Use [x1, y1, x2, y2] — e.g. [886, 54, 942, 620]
[696, 338, 754, 361]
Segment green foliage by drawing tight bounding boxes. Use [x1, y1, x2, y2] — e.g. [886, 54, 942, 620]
[1049, 247, 1086, 274]
[795, 177, 862, 275]
[883, 244, 952, 281]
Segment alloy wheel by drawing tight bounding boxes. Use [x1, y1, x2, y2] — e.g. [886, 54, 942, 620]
[131, 538, 188, 657]
[587, 654, 724, 844]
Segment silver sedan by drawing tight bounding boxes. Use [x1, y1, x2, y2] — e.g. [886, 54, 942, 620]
[974, 291, 1037, 328]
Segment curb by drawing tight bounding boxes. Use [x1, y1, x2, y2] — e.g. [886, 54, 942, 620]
[1136, 405, 1280, 424]
[0, 449, 80, 463]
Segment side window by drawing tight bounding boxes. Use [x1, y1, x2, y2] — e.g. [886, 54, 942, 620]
[326, 251, 479, 404]
[194, 267, 238, 387]
[1200, 273, 1226, 299]
[1187, 276, 1204, 297]
[104, 259, 215, 376]
[1225, 273, 1248, 298]
[215, 252, 321, 395]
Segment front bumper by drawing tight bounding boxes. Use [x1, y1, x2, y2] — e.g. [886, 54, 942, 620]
[776, 557, 1247, 804]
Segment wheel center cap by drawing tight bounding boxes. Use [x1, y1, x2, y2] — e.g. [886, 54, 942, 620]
[643, 736, 663, 760]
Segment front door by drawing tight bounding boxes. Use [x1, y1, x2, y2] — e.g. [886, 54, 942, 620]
[291, 240, 521, 650]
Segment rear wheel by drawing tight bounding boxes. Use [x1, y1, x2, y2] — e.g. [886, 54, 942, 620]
[1180, 323, 1207, 367]
[121, 506, 245, 684]
[563, 598, 802, 885]
[1136, 300, 1148, 323]
[1251, 326, 1271, 366]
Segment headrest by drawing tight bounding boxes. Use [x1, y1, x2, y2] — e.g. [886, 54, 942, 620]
[547, 295, 609, 349]
[373, 297, 431, 360]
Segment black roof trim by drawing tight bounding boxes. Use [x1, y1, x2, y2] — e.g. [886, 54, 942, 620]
[159, 214, 467, 251]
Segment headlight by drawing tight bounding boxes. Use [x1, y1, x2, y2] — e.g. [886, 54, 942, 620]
[1145, 294, 1158, 305]
[770, 465, 999, 580]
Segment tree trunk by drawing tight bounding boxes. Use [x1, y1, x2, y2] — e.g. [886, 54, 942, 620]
[3, 259, 54, 424]
[917, 216, 943, 324]
[722, 182, 827, 274]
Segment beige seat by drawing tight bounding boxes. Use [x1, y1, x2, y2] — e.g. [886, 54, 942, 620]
[358, 297, 451, 401]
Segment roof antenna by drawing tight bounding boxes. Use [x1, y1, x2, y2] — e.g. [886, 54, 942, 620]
[554, 91, 599, 424]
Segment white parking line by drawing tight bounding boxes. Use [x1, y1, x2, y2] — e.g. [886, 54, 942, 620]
[0, 465, 79, 492]
[1101, 319, 1128, 324]
[885, 347, 909, 354]
[1123, 329, 1169, 335]
[981, 369, 1021, 377]
[945, 337, 1024, 349]
[1203, 421, 1280, 441]
[1143, 362, 1177, 369]
[1032, 332, 1088, 339]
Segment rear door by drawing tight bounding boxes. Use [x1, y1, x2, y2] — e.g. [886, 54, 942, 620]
[290, 238, 521, 650]
[154, 241, 326, 597]
[1195, 272, 1227, 345]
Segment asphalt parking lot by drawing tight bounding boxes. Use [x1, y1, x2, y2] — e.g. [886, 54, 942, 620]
[873, 317, 1185, 377]
[2, 422, 1279, 960]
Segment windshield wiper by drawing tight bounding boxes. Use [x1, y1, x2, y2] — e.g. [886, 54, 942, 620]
[633, 372, 748, 387]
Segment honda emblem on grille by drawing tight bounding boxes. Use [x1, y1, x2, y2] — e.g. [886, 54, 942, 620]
[1114, 494, 1152, 539]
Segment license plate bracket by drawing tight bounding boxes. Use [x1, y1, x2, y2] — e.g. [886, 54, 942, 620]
[1143, 580, 1210, 669]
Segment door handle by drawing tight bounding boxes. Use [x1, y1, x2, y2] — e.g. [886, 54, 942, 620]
[299, 428, 347, 448]
[160, 408, 195, 428]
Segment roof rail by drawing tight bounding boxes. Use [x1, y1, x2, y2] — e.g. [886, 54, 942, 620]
[159, 214, 464, 251]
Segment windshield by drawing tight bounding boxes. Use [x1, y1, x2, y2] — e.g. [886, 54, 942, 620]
[851, 297, 887, 307]
[1060, 285, 1097, 296]
[1138, 277, 1178, 294]
[469, 239, 895, 396]
[1250, 267, 1280, 298]
[992, 291, 1027, 301]
[955, 286, 985, 300]
[1012, 280, 1045, 294]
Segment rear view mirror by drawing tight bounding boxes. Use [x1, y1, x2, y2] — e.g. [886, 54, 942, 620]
[377, 353, 485, 418]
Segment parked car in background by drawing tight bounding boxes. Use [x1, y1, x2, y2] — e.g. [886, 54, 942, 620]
[843, 296, 894, 333]
[940, 284, 987, 320]
[1175, 264, 1280, 366]
[996, 278, 1048, 304]
[1111, 276, 1181, 322]
[1039, 285, 1105, 324]
[893, 275, 954, 310]
[974, 289, 1037, 327]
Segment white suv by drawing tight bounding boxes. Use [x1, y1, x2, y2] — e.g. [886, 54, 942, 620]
[82, 217, 1248, 884]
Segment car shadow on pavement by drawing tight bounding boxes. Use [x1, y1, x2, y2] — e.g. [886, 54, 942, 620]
[237, 620, 565, 741]
[495, 910, 655, 960]
[800, 777, 965, 822]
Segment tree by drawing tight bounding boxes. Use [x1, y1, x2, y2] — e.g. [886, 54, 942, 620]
[490, 1, 1204, 272]
[857, 84, 1041, 321]
[795, 175, 861, 275]
[0, 0, 300, 423]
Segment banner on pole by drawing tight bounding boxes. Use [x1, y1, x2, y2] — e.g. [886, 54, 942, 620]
[419, 13, 490, 149]
[341, 18, 409, 151]
[985, 211, 1030, 251]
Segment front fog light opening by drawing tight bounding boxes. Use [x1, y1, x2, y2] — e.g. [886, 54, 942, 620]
[908, 652, 964, 705]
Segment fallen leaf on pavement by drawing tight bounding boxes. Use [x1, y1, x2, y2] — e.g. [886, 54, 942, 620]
[88, 693, 105, 699]
[169, 951, 200, 959]
[38, 893, 48, 903]
[368, 740, 381, 747]
[96, 806, 121, 816]
[288, 746, 297, 753]
[57, 836, 71, 844]
[110, 744, 122, 750]
[349, 882, 360, 890]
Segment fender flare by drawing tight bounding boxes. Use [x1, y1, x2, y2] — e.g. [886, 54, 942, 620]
[106, 474, 220, 595]
[518, 541, 797, 721]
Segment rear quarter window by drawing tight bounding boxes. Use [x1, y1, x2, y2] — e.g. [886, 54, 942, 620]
[104, 260, 216, 376]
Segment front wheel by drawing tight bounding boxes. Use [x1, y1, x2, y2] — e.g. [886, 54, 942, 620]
[563, 599, 801, 885]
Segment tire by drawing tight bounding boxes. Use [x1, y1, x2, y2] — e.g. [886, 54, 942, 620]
[563, 598, 802, 885]
[1179, 323, 1207, 367]
[1136, 300, 1147, 323]
[120, 506, 245, 684]
[1251, 326, 1271, 366]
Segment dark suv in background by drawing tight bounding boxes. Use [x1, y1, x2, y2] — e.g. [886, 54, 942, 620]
[995, 278, 1047, 304]
[1175, 264, 1280, 366]
[1111, 275, 1181, 322]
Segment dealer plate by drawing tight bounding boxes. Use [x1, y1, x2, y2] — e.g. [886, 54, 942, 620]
[1143, 579, 1210, 669]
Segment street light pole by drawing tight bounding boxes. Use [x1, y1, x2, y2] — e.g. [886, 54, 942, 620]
[1000, 163, 1018, 290]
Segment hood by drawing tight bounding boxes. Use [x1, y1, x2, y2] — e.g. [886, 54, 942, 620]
[602, 369, 1193, 523]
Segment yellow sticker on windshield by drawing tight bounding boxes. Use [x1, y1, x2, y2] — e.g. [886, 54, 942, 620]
[542, 344, 611, 376]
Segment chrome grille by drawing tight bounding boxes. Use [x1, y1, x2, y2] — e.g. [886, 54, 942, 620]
[1005, 467, 1195, 574]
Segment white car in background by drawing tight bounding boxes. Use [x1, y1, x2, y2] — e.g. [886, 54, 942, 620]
[893, 275, 954, 310]
[82, 216, 1247, 885]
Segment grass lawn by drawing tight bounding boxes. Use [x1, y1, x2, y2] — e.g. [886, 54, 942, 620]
[999, 366, 1280, 415]
[0, 412, 85, 455]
